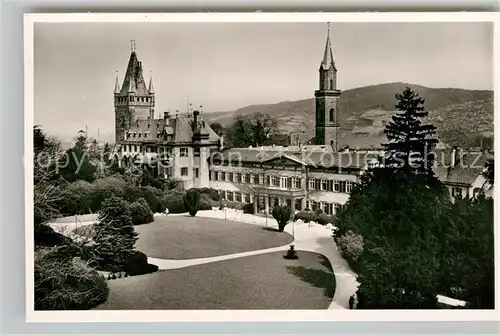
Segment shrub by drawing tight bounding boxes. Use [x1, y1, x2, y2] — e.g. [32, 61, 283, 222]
[242, 203, 255, 214]
[272, 205, 292, 232]
[35, 247, 109, 310]
[35, 223, 73, 247]
[317, 213, 335, 226]
[336, 230, 364, 264]
[198, 198, 212, 211]
[294, 210, 317, 223]
[223, 201, 245, 210]
[124, 250, 159, 276]
[196, 188, 221, 201]
[141, 186, 163, 213]
[92, 197, 138, 271]
[88, 177, 127, 212]
[162, 189, 186, 213]
[315, 208, 324, 215]
[129, 198, 154, 225]
[60, 180, 93, 215]
[183, 189, 201, 216]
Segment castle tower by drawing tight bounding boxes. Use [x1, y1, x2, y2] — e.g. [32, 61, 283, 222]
[314, 24, 341, 149]
[114, 40, 155, 144]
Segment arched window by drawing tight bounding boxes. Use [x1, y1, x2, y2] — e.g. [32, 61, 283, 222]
[329, 108, 335, 122]
[330, 79, 334, 90]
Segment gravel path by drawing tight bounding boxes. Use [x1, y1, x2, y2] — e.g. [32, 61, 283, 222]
[96, 251, 334, 310]
[134, 215, 293, 259]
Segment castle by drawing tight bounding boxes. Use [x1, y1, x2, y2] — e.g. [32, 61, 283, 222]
[113, 42, 222, 189]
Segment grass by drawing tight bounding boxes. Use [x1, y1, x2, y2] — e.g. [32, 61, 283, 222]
[95, 251, 335, 310]
[133, 216, 293, 259]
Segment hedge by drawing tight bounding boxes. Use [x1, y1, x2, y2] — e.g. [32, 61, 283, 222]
[123, 250, 159, 276]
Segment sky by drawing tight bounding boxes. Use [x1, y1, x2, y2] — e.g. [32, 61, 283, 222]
[33, 22, 493, 142]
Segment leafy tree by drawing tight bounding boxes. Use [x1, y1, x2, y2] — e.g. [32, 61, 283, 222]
[227, 113, 278, 148]
[183, 189, 200, 217]
[92, 197, 138, 271]
[383, 86, 438, 177]
[209, 122, 224, 136]
[272, 205, 292, 232]
[58, 131, 97, 183]
[439, 195, 494, 309]
[339, 169, 449, 308]
[483, 158, 494, 185]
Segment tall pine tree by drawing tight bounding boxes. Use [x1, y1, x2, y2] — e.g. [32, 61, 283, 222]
[92, 197, 138, 271]
[383, 86, 438, 177]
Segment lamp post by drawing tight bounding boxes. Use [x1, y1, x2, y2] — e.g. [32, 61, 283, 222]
[224, 203, 227, 220]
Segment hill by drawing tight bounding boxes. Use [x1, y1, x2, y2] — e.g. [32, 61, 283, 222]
[205, 82, 493, 149]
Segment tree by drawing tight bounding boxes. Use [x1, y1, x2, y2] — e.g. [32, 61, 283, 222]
[338, 169, 450, 308]
[209, 122, 224, 136]
[383, 86, 438, 177]
[439, 195, 494, 309]
[58, 131, 97, 183]
[183, 189, 200, 217]
[92, 197, 138, 271]
[227, 113, 278, 148]
[483, 158, 494, 185]
[272, 205, 292, 232]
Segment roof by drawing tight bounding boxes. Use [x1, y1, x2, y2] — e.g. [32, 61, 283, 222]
[434, 151, 490, 186]
[119, 51, 150, 96]
[121, 114, 220, 145]
[321, 30, 336, 70]
[210, 146, 378, 169]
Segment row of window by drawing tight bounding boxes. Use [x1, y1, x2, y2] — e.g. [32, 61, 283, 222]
[209, 170, 355, 194]
[179, 167, 200, 178]
[216, 190, 344, 215]
[116, 96, 153, 103]
[451, 186, 481, 199]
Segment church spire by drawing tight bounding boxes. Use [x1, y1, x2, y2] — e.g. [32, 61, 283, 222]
[321, 22, 335, 70]
[148, 71, 155, 94]
[114, 71, 120, 94]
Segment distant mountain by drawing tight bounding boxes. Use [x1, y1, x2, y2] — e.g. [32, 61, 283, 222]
[206, 82, 494, 149]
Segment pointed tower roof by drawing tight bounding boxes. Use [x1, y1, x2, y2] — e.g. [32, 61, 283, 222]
[321, 23, 336, 70]
[119, 42, 149, 96]
[114, 72, 120, 94]
[148, 72, 155, 94]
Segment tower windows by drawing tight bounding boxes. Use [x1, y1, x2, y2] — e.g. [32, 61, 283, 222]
[330, 79, 333, 90]
[329, 108, 335, 123]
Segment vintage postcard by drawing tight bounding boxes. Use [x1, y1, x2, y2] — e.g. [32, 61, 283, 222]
[25, 13, 498, 322]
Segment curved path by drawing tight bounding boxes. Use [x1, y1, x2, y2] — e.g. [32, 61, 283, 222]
[50, 211, 359, 309]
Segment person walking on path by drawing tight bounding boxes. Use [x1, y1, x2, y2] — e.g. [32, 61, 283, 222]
[349, 295, 355, 309]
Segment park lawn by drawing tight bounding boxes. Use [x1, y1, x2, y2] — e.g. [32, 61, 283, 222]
[133, 215, 294, 259]
[95, 251, 335, 310]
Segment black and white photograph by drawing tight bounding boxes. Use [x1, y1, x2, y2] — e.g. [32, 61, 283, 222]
[26, 13, 496, 321]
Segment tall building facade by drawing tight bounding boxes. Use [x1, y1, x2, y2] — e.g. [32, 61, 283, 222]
[314, 26, 341, 149]
[114, 45, 222, 189]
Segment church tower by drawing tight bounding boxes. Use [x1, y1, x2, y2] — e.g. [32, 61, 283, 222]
[314, 24, 341, 149]
[114, 40, 155, 144]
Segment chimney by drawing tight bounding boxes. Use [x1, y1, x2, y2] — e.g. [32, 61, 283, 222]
[193, 110, 200, 129]
[219, 134, 224, 151]
[451, 147, 457, 168]
[164, 111, 170, 125]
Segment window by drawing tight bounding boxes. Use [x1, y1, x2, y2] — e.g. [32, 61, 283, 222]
[334, 181, 347, 193]
[236, 173, 242, 183]
[181, 167, 188, 176]
[221, 171, 226, 181]
[227, 192, 234, 201]
[271, 176, 280, 187]
[195, 168, 199, 178]
[346, 181, 354, 193]
[180, 147, 188, 157]
[329, 79, 333, 90]
[329, 108, 335, 122]
[308, 179, 315, 190]
[452, 187, 463, 199]
[244, 174, 251, 183]
[321, 179, 328, 191]
[250, 174, 255, 184]
[315, 179, 321, 190]
[292, 177, 301, 189]
[334, 203, 343, 213]
[473, 188, 481, 198]
[194, 147, 200, 157]
[228, 172, 234, 182]
[259, 174, 264, 184]
[235, 192, 242, 202]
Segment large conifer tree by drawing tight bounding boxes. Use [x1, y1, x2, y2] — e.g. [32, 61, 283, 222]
[383, 86, 438, 177]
